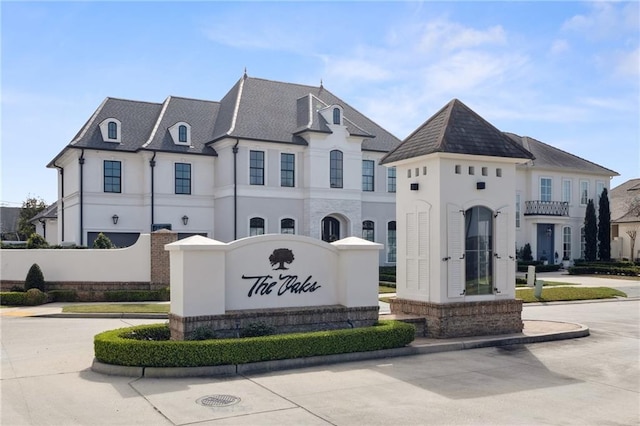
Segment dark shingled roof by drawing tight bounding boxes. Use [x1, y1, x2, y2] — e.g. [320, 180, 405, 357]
[209, 76, 400, 152]
[30, 203, 58, 222]
[380, 99, 534, 164]
[610, 178, 640, 223]
[504, 133, 618, 177]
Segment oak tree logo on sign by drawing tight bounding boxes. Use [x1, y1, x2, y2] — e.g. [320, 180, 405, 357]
[269, 248, 294, 270]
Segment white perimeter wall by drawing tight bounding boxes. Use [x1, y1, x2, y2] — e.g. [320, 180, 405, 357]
[1, 234, 150, 282]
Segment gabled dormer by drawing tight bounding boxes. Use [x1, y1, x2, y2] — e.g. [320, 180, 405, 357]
[319, 105, 344, 126]
[99, 118, 121, 143]
[169, 122, 191, 146]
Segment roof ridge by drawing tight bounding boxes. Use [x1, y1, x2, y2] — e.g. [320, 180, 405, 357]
[142, 96, 171, 148]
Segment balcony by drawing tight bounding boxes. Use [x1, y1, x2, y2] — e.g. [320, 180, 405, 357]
[524, 200, 569, 216]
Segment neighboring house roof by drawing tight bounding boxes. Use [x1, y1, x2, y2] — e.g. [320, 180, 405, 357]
[48, 75, 402, 168]
[610, 178, 640, 223]
[380, 99, 535, 165]
[30, 204, 58, 223]
[505, 133, 619, 177]
[0, 207, 21, 236]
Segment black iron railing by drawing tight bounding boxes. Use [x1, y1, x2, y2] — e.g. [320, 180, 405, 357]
[524, 200, 569, 216]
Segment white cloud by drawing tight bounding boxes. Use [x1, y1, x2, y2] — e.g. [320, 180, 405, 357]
[324, 58, 392, 83]
[417, 19, 506, 53]
[613, 47, 640, 79]
[562, 2, 639, 39]
[550, 39, 570, 55]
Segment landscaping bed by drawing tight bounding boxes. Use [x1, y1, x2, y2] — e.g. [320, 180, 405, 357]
[94, 320, 415, 368]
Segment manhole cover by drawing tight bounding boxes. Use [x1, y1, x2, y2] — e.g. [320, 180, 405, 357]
[196, 395, 241, 407]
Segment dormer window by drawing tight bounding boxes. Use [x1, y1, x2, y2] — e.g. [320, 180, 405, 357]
[178, 125, 187, 143]
[99, 118, 121, 143]
[169, 122, 191, 145]
[333, 107, 341, 125]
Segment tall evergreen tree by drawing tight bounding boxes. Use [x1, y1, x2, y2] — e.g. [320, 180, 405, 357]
[584, 199, 598, 261]
[598, 188, 611, 261]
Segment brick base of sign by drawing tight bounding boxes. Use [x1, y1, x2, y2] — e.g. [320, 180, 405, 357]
[169, 305, 380, 340]
[389, 298, 523, 338]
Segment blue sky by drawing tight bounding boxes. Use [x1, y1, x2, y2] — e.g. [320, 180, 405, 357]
[2, 1, 638, 206]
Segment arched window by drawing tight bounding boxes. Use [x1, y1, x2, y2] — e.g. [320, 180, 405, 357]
[563, 227, 572, 260]
[333, 107, 341, 125]
[178, 125, 188, 143]
[362, 220, 374, 242]
[107, 121, 118, 140]
[281, 218, 295, 234]
[464, 206, 493, 295]
[330, 150, 343, 188]
[387, 221, 396, 262]
[580, 226, 586, 258]
[249, 217, 265, 236]
[321, 217, 340, 242]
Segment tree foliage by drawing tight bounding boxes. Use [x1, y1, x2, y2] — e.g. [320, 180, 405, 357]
[17, 196, 47, 240]
[584, 199, 598, 261]
[27, 233, 49, 249]
[597, 188, 611, 261]
[25, 263, 46, 292]
[93, 232, 115, 249]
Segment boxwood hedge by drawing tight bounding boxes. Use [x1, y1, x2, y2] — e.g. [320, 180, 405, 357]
[94, 320, 415, 368]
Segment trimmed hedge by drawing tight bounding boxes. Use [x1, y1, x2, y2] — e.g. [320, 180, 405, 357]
[568, 265, 639, 276]
[104, 288, 170, 302]
[47, 290, 78, 302]
[517, 263, 562, 273]
[0, 289, 47, 306]
[94, 320, 416, 368]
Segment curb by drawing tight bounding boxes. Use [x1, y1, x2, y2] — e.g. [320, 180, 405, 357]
[91, 321, 589, 378]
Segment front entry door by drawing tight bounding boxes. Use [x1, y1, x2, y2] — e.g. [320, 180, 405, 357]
[321, 217, 340, 242]
[536, 224, 554, 262]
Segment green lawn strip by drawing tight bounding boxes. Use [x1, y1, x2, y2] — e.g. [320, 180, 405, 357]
[379, 285, 396, 294]
[516, 287, 626, 303]
[516, 281, 581, 288]
[62, 304, 170, 314]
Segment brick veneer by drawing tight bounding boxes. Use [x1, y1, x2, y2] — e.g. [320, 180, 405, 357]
[390, 298, 523, 338]
[169, 305, 380, 340]
[150, 229, 177, 287]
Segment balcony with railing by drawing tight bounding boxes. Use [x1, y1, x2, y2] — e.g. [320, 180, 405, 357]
[524, 200, 569, 216]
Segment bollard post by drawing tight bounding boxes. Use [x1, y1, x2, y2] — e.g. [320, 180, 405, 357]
[527, 265, 536, 287]
[534, 278, 543, 298]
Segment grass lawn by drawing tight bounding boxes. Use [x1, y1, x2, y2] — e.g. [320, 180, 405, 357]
[516, 280, 581, 287]
[379, 285, 396, 294]
[516, 287, 626, 303]
[62, 303, 170, 314]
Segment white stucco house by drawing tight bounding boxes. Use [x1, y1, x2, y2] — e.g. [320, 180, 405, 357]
[610, 178, 640, 261]
[46, 74, 402, 265]
[46, 74, 618, 265]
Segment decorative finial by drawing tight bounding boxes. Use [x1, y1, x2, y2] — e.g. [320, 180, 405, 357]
[243, 67, 247, 79]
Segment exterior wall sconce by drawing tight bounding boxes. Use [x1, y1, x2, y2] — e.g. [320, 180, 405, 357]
[546, 225, 552, 236]
[182, 215, 189, 226]
[410, 183, 419, 191]
[112, 214, 119, 225]
[476, 182, 486, 190]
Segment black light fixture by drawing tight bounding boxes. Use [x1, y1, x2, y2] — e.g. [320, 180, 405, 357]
[410, 183, 419, 191]
[546, 225, 552, 236]
[112, 214, 119, 225]
[182, 215, 189, 226]
[476, 182, 486, 190]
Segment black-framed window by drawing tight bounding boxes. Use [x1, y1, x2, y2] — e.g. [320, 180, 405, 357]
[178, 125, 188, 143]
[104, 160, 121, 193]
[387, 167, 396, 193]
[107, 121, 118, 140]
[362, 220, 375, 242]
[250, 217, 265, 236]
[362, 160, 375, 191]
[330, 150, 343, 188]
[387, 221, 396, 262]
[250, 150, 264, 185]
[281, 153, 295, 187]
[333, 108, 341, 125]
[175, 163, 191, 194]
[281, 218, 295, 234]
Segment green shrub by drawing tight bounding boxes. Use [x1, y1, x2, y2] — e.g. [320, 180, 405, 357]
[25, 288, 47, 305]
[517, 263, 561, 273]
[94, 320, 416, 368]
[122, 325, 171, 341]
[26, 233, 49, 249]
[189, 326, 218, 341]
[239, 322, 276, 338]
[520, 243, 533, 261]
[1, 292, 28, 305]
[25, 263, 46, 291]
[10, 285, 25, 292]
[568, 265, 639, 276]
[104, 289, 169, 302]
[47, 290, 78, 302]
[93, 233, 114, 249]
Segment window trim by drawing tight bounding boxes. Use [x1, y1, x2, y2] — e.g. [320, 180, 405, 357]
[387, 167, 396, 193]
[562, 178, 572, 204]
[540, 177, 552, 202]
[250, 150, 265, 186]
[387, 221, 397, 263]
[580, 180, 589, 205]
[362, 220, 375, 242]
[280, 152, 295, 188]
[362, 159, 375, 192]
[249, 217, 265, 236]
[103, 160, 122, 193]
[330, 150, 343, 188]
[563, 226, 572, 260]
[280, 218, 295, 234]
[99, 118, 121, 143]
[175, 162, 192, 195]
[333, 107, 341, 125]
